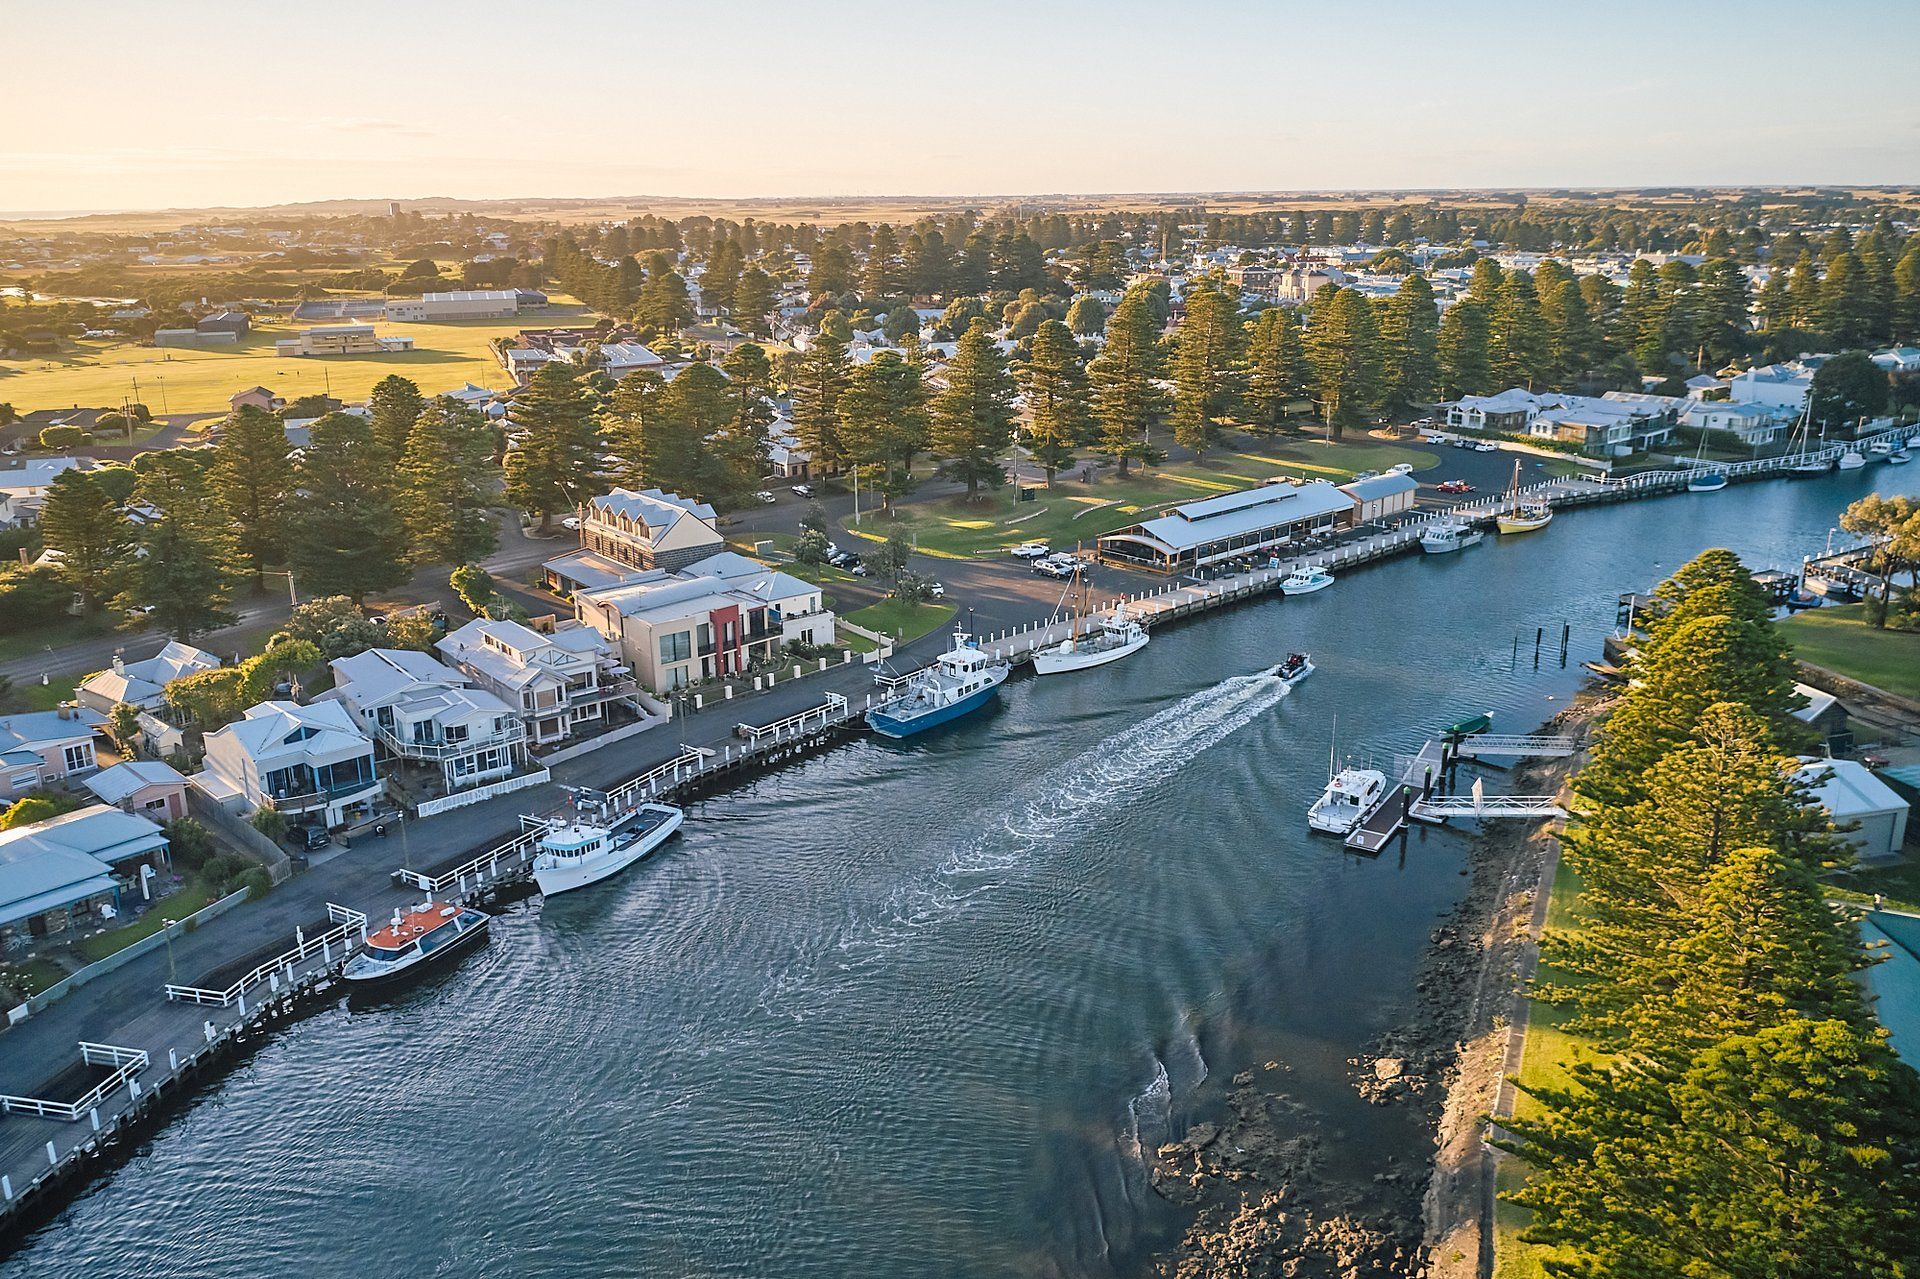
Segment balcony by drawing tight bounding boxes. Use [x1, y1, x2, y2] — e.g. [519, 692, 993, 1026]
[376, 718, 527, 762]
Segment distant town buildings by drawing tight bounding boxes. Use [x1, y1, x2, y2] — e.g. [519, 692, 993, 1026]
[383, 289, 520, 322]
[274, 325, 414, 357]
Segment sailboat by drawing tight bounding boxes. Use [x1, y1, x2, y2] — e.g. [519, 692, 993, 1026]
[1495, 460, 1553, 534]
[1684, 430, 1727, 492]
[1786, 410, 1832, 477]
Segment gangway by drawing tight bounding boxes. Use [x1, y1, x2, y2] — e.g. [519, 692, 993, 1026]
[1452, 733, 1577, 759]
[1410, 794, 1567, 821]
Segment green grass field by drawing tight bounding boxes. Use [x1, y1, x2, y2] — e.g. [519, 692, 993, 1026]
[844, 438, 1437, 560]
[0, 308, 591, 416]
[843, 598, 957, 644]
[1780, 604, 1920, 701]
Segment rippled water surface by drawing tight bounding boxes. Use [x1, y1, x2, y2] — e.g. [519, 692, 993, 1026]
[7, 468, 1915, 1278]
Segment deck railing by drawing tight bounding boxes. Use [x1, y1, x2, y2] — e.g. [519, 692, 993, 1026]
[164, 903, 367, 1007]
[0, 1043, 149, 1121]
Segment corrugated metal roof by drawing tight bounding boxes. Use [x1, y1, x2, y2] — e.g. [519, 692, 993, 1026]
[1122, 482, 1354, 553]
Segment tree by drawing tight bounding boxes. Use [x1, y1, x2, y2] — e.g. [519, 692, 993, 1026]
[732, 267, 776, 337]
[1437, 299, 1492, 399]
[870, 531, 914, 586]
[715, 343, 777, 494]
[1838, 493, 1918, 626]
[1539, 276, 1602, 387]
[1065, 296, 1108, 338]
[114, 455, 245, 640]
[502, 361, 604, 531]
[397, 400, 498, 567]
[655, 363, 736, 497]
[38, 468, 127, 611]
[1379, 273, 1440, 415]
[1808, 351, 1888, 432]
[1089, 287, 1168, 476]
[929, 318, 1016, 497]
[838, 351, 928, 513]
[0, 797, 59, 831]
[367, 374, 426, 464]
[1489, 270, 1551, 389]
[1304, 287, 1382, 438]
[448, 565, 499, 618]
[788, 327, 854, 475]
[1018, 320, 1093, 484]
[208, 404, 292, 587]
[1244, 307, 1313, 431]
[792, 528, 830, 565]
[1170, 276, 1245, 460]
[634, 269, 693, 333]
[288, 412, 407, 603]
[1819, 252, 1876, 350]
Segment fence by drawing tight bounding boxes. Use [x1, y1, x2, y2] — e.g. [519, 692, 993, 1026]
[164, 903, 365, 1008]
[0, 1043, 148, 1121]
[185, 787, 292, 885]
[414, 768, 552, 817]
[17, 887, 253, 1020]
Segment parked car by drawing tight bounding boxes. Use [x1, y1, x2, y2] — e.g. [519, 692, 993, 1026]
[791, 484, 814, 498]
[755, 490, 777, 504]
[1386, 462, 1414, 476]
[561, 515, 581, 530]
[1011, 541, 1051, 559]
[1436, 479, 1475, 494]
[849, 563, 869, 577]
[1472, 441, 1498, 452]
[292, 824, 331, 853]
[1352, 469, 1380, 482]
[926, 581, 946, 599]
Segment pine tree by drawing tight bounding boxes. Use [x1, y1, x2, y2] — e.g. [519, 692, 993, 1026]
[1089, 286, 1168, 476]
[1695, 258, 1750, 367]
[397, 400, 498, 567]
[1539, 276, 1602, 386]
[1170, 277, 1245, 460]
[838, 351, 929, 511]
[1893, 243, 1920, 343]
[789, 327, 853, 474]
[1018, 320, 1093, 483]
[367, 374, 426, 464]
[38, 468, 127, 610]
[1819, 252, 1876, 350]
[602, 368, 690, 492]
[289, 412, 408, 603]
[863, 223, 903, 296]
[114, 455, 245, 640]
[732, 267, 776, 337]
[1438, 299, 1492, 398]
[1244, 307, 1313, 431]
[502, 361, 605, 531]
[715, 343, 776, 495]
[634, 269, 693, 333]
[703, 237, 744, 313]
[656, 363, 736, 497]
[1489, 270, 1551, 388]
[1379, 273, 1440, 414]
[1304, 287, 1382, 439]
[929, 318, 1016, 497]
[208, 404, 293, 587]
[1466, 258, 1505, 305]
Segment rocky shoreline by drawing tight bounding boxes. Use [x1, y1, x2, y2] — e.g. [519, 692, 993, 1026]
[1146, 697, 1602, 1279]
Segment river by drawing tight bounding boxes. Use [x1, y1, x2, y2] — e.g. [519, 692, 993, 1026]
[5, 465, 1916, 1278]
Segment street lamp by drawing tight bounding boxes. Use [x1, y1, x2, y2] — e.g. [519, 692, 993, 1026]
[161, 918, 176, 978]
[263, 569, 298, 606]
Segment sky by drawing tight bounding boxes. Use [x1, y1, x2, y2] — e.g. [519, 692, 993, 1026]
[8, 0, 1918, 214]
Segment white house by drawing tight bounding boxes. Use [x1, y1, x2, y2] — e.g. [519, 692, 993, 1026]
[1797, 758, 1909, 861]
[326, 648, 531, 795]
[1681, 400, 1790, 448]
[76, 642, 222, 713]
[0, 458, 93, 528]
[436, 619, 635, 748]
[1444, 388, 1544, 433]
[197, 700, 381, 830]
[1728, 361, 1815, 412]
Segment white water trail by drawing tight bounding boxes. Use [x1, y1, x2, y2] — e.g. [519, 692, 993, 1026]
[1124, 1057, 1173, 1168]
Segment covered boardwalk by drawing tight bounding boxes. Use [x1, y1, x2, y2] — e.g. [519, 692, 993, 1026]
[1096, 481, 1356, 574]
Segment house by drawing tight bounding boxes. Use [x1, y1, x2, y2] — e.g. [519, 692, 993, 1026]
[1791, 682, 1851, 755]
[574, 551, 834, 693]
[436, 619, 634, 748]
[1872, 347, 1920, 377]
[1680, 400, 1788, 448]
[196, 310, 251, 338]
[325, 648, 529, 795]
[197, 700, 381, 830]
[1530, 396, 1673, 458]
[766, 411, 811, 479]
[569, 487, 725, 575]
[1728, 361, 1815, 412]
[0, 707, 108, 800]
[0, 457, 94, 527]
[85, 759, 191, 822]
[1339, 473, 1420, 522]
[1798, 758, 1909, 860]
[1097, 482, 1356, 573]
[596, 342, 666, 379]
[1444, 388, 1544, 434]
[274, 326, 414, 357]
[0, 805, 171, 943]
[383, 289, 519, 322]
[229, 386, 284, 414]
[76, 641, 222, 713]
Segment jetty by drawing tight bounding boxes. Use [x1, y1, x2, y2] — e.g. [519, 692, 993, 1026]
[1344, 732, 1573, 855]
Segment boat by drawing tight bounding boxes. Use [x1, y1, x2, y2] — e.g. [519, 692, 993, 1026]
[1280, 566, 1335, 595]
[1889, 449, 1912, 465]
[1495, 460, 1552, 534]
[1784, 413, 1832, 477]
[531, 799, 684, 896]
[341, 901, 489, 987]
[1308, 767, 1387, 835]
[1033, 605, 1148, 676]
[1684, 431, 1728, 492]
[1836, 449, 1867, 470]
[1446, 712, 1495, 738]
[1276, 651, 1314, 686]
[1869, 439, 1895, 456]
[1419, 519, 1484, 554]
[1784, 587, 1823, 611]
[867, 632, 1009, 738]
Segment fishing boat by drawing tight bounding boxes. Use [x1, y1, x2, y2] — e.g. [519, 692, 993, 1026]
[1889, 448, 1912, 465]
[341, 901, 489, 987]
[867, 632, 1009, 738]
[1306, 718, 1386, 836]
[1836, 448, 1867, 471]
[1280, 566, 1335, 595]
[530, 798, 684, 897]
[1276, 652, 1314, 686]
[1495, 460, 1552, 534]
[1684, 432, 1728, 492]
[1419, 519, 1484, 554]
[1034, 605, 1148, 675]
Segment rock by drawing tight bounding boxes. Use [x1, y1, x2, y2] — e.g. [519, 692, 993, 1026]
[1373, 1057, 1405, 1081]
[1183, 1122, 1221, 1151]
[1233, 1069, 1255, 1086]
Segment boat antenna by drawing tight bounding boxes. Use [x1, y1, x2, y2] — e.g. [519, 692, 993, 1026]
[1327, 713, 1338, 782]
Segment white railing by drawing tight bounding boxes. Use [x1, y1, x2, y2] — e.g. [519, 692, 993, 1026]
[734, 695, 850, 746]
[164, 903, 367, 1007]
[412, 768, 552, 818]
[605, 745, 708, 808]
[0, 1042, 149, 1120]
[1452, 734, 1579, 758]
[376, 719, 526, 762]
[1410, 795, 1567, 820]
[394, 827, 543, 894]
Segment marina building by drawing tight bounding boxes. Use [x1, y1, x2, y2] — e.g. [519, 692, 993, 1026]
[435, 619, 635, 748]
[1339, 472, 1420, 522]
[1096, 481, 1357, 573]
[196, 700, 382, 830]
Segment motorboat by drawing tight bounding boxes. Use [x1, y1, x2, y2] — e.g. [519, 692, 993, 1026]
[1033, 605, 1149, 676]
[1889, 449, 1912, 465]
[1420, 519, 1484, 553]
[1275, 652, 1314, 686]
[342, 901, 489, 987]
[1836, 449, 1867, 471]
[531, 800, 684, 896]
[1495, 459, 1552, 534]
[1308, 767, 1387, 835]
[1280, 566, 1335, 595]
[1686, 470, 1729, 492]
[867, 632, 1009, 738]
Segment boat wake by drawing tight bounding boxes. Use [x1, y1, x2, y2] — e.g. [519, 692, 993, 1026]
[757, 668, 1292, 1016]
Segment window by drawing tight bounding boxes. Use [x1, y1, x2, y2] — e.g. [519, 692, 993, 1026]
[62, 743, 93, 774]
[659, 630, 693, 663]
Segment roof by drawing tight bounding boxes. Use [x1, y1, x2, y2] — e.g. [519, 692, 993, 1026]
[0, 708, 107, 753]
[0, 843, 118, 929]
[437, 618, 606, 690]
[579, 551, 817, 623]
[1798, 758, 1909, 819]
[330, 648, 465, 709]
[206, 700, 373, 769]
[1339, 473, 1420, 502]
[1122, 482, 1356, 553]
[587, 486, 717, 528]
[543, 548, 656, 593]
[79, 641, 221, 705]
[1791, 682, 1840, 726]
[597, 342, 662, 368]
[85, 760, 190, 805]
[1453, 388, 1542, 415]
[0, 803, 169, 871]
[416, 289, 517, 303]
[0, 457, 90, 494]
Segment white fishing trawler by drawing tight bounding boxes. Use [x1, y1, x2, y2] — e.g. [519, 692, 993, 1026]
[1419, 519, 1484, 554]
[1305, 719, 1386, 835]
[528, 791, 684, 897]
[1280, 566, 1335, 595]
[1495, 460, 1552, 534]
[1033, 605, 1148, 676]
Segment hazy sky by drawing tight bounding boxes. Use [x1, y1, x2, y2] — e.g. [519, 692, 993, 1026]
[9, 0, 1917, 213]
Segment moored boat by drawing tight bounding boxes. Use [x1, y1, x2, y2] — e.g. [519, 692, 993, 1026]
[342, 901, 489, 987]
[1686, 471, 1729, 492]
[1889, 449, 1912, 465]
[1836, 449, 1867, 470]
[1419, 519, 1484, 553]
[1280, 566, 1335, 595]
[531, 800, 684, 897]
[1308, 767, 1387, 835]
[1495, 459, 1552, 534]
[1032, 606, 1149, 676]
[867, 632, 1009, 738]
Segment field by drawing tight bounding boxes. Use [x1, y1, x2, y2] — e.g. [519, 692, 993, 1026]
[842, 598, 956, 644]
[0, 308, 591, 416]
[1779, 604, 1920, 700]
[843, 437, 1437, 560]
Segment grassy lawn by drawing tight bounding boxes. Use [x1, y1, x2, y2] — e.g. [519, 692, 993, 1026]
[843, 598, 957, 645]
[72, 871, 231, 963]
[1827, 855, 1920, 912]
[0, 954, 69, 999]
[1779, 604, 1920, 700]
[846, 438, 1437, 560]
[0, 616, 110, 665]
[1495, 857, 1601, 1279]
[0, 309, 592, 415]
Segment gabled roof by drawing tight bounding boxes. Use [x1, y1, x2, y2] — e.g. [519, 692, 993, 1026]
[85, 759, 189, 805]
[0, 457, 91, 494]
[0, 708, 107, 752]
[330, 648, 466, 710]
[80, 641, 221, 705]
[586, 486, 717, 528]
[1125, 481, 1355, 553]
[0, 802, 169, 868]
[207, 700, 372, 769]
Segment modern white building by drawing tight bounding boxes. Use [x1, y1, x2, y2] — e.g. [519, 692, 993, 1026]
[1798, 758, 1909, 860]
[1728, 361, 1816, 413]
[436, 619, 635, 748]
[76, 642, 222, 713]
[384, 289, 520, 322]
[1680, 400, 1791, 448]
[326, 648, 529, 795]
[197, 700, 382, 830]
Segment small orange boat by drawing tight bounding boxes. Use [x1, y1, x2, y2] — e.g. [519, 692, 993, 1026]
[342, 901, 489, 987]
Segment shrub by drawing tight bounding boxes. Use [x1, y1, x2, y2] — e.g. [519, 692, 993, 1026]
[449, 564, 496, 616]
[793, 529, 829, 565]
[38, 424, 90, 449]
[163, 817, 216, 871]
[250, 806, 288, 843]
[242, 869, 273, 900]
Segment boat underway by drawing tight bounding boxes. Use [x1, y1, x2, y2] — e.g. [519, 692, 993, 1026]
[342, 901, 489, 986]
[532, 801, 684, 896]
[1276, 651, 1314, 686]
[867, 632, 1009, 738]
[1307, 767, 1387, 835]
[1033, 606, 1148, 676]
[1280, 566, 1335, 595]
[1419, 519, 1484, 553]
[1495, 460, 1552, 534]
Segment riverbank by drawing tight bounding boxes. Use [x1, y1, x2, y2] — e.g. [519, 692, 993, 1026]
[1146, 695, 1603, 1279]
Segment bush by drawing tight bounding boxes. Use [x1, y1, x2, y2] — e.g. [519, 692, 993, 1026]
[793, 529, 829, 565]
[250, 807, 288, 843]
[450, 564, 496, 616]
[242, 868, 273, 900]
[163, 817, 216, 871]
[38, 424, 90, 449]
